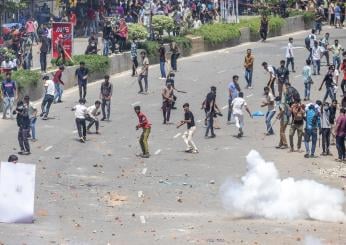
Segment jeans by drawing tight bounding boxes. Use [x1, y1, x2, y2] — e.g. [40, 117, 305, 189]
[323, 86, 335, 102]
[286, 57, 295, 71]
[336, 135, 345, 160]
[78, 83, 87, 100]
[244, 68, 253, 87]
[333, 56, 341, 70]
[341, 79, 346, 95]
[265, 110, 276, 134]
[304, 82, 311, 100]
[138, 75, 148, 92]
[321, 128, 331, 153]
[75, 118, 86, 138]
[119, 37, 126, 52]
[227, 98, 233, 122]
[30, 117, 37, 139]
[304, 128, 318, 155]
[321, 50, 330, 65]
[86, 117, 99, 131]
[171, 54, 178, 71]
[279, 121, 288, 146]
[41, 94, 54, 117]
[159, 61, 166, 78]
[103, 39, 110, 56]
[162, 100, 171, 123]
[18, 127, 30, 152]
[312, 59, 320, 75]
[132, 57, 138, 76]
[315, 21, 322, 33]
[2, 96, 15, 118]
[54, 83, 63, 102]
[183, 126, 197, 151]
[260, 29, 267, 41]
[140, 128, 151, 155]
[289, 122, 304, 150]
[40, 52, 47, 72]
[101, 99, 111, 120]
[205, 112, 215, 137]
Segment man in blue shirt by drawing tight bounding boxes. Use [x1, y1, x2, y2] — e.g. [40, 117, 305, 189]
[75, 62, 89, 100]
[304, 104, 321, 158]
[1, 72, 17, 119]
[227, 75, 241, 123]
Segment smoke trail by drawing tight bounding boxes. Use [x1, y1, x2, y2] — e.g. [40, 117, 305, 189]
[220, 150, 346, 222]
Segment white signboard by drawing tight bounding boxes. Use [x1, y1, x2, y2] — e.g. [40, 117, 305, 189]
[0, 162, 36, 223]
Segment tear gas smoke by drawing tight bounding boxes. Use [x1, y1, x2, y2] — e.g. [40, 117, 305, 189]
[220, 150, 346, 222]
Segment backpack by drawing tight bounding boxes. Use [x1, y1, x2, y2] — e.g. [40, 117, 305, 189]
[285, 86, 300, 104]
[293, 105, 304, 122]
[284, 103, 292, 119]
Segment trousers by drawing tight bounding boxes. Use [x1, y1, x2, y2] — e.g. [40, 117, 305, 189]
[140, 128, 151, 155]
[183, 126, 197, 150]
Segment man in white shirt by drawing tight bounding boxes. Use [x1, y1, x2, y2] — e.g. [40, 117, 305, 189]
[1, 57, 14, 71]
[311, 40, 323, 75]
[72, 98, 88, 143]
[262, 62, 277, 97]
[231, 92, 252, 138]
[286, 37, 295, 72]
[86, 100, 101, 134]
[40, 76, 55, 120]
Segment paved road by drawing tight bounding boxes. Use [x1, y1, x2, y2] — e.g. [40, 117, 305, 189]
[0, 27, 345, 244]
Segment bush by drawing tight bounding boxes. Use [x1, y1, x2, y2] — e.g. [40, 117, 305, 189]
[268, 16, 286, 31]
[138, 41, 159, 59]
[302, 11, 315, 23]
[162, 36, 192, 50]
[73, 55, 110, 74]
[239, 18, 261, 33]
[50, 58, 74, 67]
[152, 15, 174, 37]
[128, 23, 148, 41]
[192, 23, 240, 45]
[0, 69, 41, 92]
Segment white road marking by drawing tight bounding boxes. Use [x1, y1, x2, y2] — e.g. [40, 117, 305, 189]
[44, 146, 53, 152]
[154, 149, 161, 155]
[138, 191, 144, 198]
[140, 215, 146, 224]
[131, 101, 141, 106]
[173, 133, 181, 138]
[295, 75, 302, 78]
[217, 70, 226, 74]
[246, 94, 253, 98]
[222, 105, 228, 110]
[141, 168, 147, 175]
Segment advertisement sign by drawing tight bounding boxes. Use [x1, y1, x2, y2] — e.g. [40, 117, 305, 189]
[52, 22, 73, 60]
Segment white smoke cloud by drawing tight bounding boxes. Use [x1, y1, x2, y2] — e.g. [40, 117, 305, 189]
[304, 236, 324, 245]
[220, 150, 346, 222]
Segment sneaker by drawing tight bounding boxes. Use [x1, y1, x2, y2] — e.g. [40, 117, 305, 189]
[210, 134, 216, 138]
[280, 145, 288, 149]
[304, 153, 310, 158]
[288, 148, 294, 153]
[192, 149, 199, 154]
[42, 116, 48, 120]
[80, 137, 85, 143]
[18, 151, 25, 155]
[275, 145, 282, 149]
[141, 153, 150, 158]
[138, 90, 143, 94]
[310, 154, 317, 158]
[95, 131, 100, 134]
[39, 112, 44, 117]
[185, 148, 193, 153]
[100, 118, 106, 121]
[31, 139, 37, 142]
[23, 151, 31, 155]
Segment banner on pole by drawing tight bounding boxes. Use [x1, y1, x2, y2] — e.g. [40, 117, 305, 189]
[52, 22, 73, 60]
[0, 162, 36, 223]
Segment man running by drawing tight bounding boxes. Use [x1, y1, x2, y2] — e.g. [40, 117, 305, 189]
[75, 61, 89, 100]
[53, 65, 65, 103]
[72, 98, 88, 143]
[135, 106, 151, 158]
[40, 75, 55, 120]
[162, 82, 174, 124]
[100, 75, 113, 121]
[86, 100, 101, 134]
[231, 92, 252, 138]
[177, 103, 198, 153]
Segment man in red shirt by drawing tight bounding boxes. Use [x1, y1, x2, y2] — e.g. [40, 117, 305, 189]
[134, 106, 151, 158]
[53, 65, 65, 103]
[341, 59, 346, 95]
